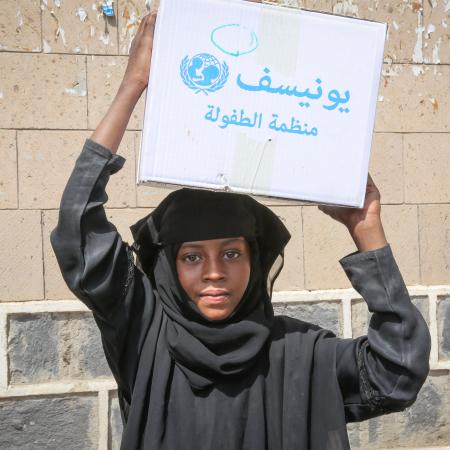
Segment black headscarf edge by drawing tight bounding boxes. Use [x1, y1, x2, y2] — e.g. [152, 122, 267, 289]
[129, 187, 291, 285]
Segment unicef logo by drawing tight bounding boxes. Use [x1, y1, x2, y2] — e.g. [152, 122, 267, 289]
[180, 53, 229, 95]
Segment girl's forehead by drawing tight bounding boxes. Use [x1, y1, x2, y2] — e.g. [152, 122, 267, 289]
[179, 237, 247, 249]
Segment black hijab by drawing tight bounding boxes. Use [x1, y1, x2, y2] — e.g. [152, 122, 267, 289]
[120, 187, 350, 449]
[130, 187, 291, 390]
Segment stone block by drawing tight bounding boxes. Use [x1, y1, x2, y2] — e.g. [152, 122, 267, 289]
[437, 296, 450, 361]
[8, 312, 112, 384]
[105, 207, 153, 245]
[352, 295, 429, 338]
[118, 0, 159, 55]
[275, 0, 422, 63]
[303, 205, 361, 289]
[109, 391, 124, 450]
[379, 204, 420, 287]
[0, 53, 87, 129]
[404, 133, 450, 203]
[369, 133, 403, 204]
[0, 0, 41, 52]
[41, 0, 118, 54]
[98, 131, 137, 208]
[375, 64, 449, 132]
[423, 0, 450, 64]
[418, 204, 450, 285]
[57, 312, 112, 379]
[0, 130, 18, 209]
[0, 394, 98, 449]
[274, 301, 343, 336]
[8, 313, 59, 383]
[347, 373, 450, 448]
[0, 210, 43, 301]
[303, 204, 420, 290]
[43, 210, 76, 300]
[270, 206, 304, 291]
[18, 130, 136, 210]
[87, 56, 145, 130]
[137, 182, 177, 208]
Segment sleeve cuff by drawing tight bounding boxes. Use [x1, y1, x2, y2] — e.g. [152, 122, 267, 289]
[339, 243, 392, 268]
[83, 138, 126, 174]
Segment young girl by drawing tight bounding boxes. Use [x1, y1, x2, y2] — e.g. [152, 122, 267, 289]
[51, 12, 431, 450]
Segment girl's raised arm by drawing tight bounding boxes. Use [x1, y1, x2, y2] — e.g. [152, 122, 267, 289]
[319, 176, 431, 421]
[50, 12, 159, 403]
[90, 11, 157, 153]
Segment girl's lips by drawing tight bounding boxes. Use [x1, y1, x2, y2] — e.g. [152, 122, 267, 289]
[200, 294, 230, 304]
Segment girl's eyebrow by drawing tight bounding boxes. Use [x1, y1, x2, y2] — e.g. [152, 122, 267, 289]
[180, 238, 245, 249]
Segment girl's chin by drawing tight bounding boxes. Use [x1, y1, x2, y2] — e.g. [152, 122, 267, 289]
[199, 306, 234, 321]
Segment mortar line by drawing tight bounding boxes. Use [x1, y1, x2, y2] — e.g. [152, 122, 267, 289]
[417, 204, 423, 283]
[134, 131, 138, 207]
[4, 200, 450, 211]
[98, 389, 110, 450]
[116, 0, 121, 54]
[15, 130, 19, 209]
[428, 293, 439, 365]
[39, 0, 43, 53]
[3, 126, 448, 135]
[1, 48, 449, 66]
[0, 299, 89, 314]
[342, 296, 353, 339]
[401, 133, 406, 204]
[40, 210, 47, 300]
[300, 206, 306, 289]
[85, 55, 89, 130]
[0, 379, 117, 398]
[0, 310, 8, 390]
[0, 287, 449, 312]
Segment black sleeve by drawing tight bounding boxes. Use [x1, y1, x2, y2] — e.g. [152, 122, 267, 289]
[335, 244, 431, 422]
[50, 138, 156, 400]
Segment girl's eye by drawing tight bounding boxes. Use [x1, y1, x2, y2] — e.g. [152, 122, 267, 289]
[224, 250, 240, 260]
[183, 254, 201, 263]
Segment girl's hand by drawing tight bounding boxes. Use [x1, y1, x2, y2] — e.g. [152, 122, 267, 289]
[122, 11, 157, 94]
[318, 174, 388, 252]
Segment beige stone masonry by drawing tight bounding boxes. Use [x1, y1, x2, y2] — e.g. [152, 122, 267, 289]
[419, 204, 450, 285]
[104, 207, 154, 244]
[380, 204, 421, 285]
[368, 133, 404, 204]
[302, 205, 355, 289]
[302, 203, 421, 290]
[0, 0, 41, 52]
[423, 0, 450, 64]
[375, 64, 449, 132]
[41, 0, 118, 55]
[0, 210, 43, 302]
[87, 55, 145, 130]
[270, 206, 305, 291]
[273, 0, 424, 63]
[0, 53, 87, 129]
[0, 130, 18, 209]
[118, 0, 160, 55]
[405, 133, 450, 204]
[18, 130, 136, 210]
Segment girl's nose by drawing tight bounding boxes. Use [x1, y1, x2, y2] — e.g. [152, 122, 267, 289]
[203, 257, 226, 281]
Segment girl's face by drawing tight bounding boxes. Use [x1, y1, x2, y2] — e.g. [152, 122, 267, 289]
[176, 237, 251, 321]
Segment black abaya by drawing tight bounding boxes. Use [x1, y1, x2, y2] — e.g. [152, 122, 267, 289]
[51, 139, 431, 450]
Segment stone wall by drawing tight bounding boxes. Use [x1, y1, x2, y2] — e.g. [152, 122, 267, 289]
[0, 0, 449, 448]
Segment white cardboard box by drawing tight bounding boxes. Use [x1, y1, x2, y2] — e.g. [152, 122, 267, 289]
[138, 0, 387, 207]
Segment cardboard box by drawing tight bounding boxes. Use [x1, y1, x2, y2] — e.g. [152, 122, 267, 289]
[138, 0, 387, 207]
